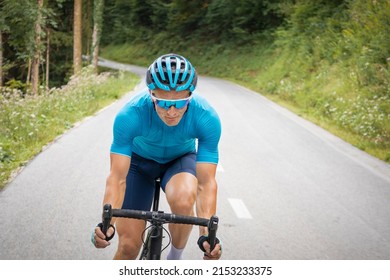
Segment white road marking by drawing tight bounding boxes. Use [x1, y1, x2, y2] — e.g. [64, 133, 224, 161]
[228, 198, 253, 219]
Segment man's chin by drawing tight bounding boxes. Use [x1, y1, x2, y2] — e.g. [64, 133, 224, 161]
[164, 122, 179, 127]
[163, 118, 180, 126]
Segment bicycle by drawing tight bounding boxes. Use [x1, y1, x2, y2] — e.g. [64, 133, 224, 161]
[101, 178, 219, 260]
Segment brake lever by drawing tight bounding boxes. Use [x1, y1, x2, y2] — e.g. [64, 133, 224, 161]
[102, 204, 112, 236]
[207, 215, 219, 251]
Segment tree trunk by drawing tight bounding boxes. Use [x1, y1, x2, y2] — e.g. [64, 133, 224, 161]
[26, 59, 31, 85]
[46, 28, 50, 92]
[86, 0, 92, 61]
[73, 0, 83, 75]
[0, 32, 3, 87]
[31, 0, 44, 95]
[91, 0, 104, 73]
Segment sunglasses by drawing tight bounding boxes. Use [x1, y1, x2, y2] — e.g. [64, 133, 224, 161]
[150, 94, 192, 110]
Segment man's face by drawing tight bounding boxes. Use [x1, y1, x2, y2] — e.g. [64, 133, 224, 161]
[150, 89, 191, 126]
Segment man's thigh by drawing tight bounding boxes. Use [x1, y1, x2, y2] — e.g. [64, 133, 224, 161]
[122, 153, 158, 210]
[161, 152, 197, 190]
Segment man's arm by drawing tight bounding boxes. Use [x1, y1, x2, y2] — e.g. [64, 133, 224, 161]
[94, 153, 130, 248]
[196, 163, 218, 235]
[103, 153, 131, 225]
[196, 162, 221, 259]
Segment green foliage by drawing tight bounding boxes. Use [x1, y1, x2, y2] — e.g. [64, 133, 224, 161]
[101, 0, 282, 45]
[2, 0, 38, 59]
[0, 68, 139, 188]
[166, 0, 209, 39]
[203, 0, 282, 43]
[102, 0, 157, 44]
[1, 0, 76, 87]
[268, 0, 389, 147]
[5, 79, 28, 91]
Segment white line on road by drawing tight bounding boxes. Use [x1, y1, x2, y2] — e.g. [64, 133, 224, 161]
[228, 198, 253, 219]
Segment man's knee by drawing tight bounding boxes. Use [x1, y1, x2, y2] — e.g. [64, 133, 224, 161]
[117, 238, 142, 259]
[166, 173, 197, 214]
[115, 219, 145, 259]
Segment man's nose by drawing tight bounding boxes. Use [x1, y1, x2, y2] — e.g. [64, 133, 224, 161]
[166, 106, 178, 115]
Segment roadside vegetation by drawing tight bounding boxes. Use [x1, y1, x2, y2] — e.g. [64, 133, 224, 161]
[0, 68, 139, 188]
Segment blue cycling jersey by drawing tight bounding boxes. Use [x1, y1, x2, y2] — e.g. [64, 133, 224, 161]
[110, 90, 221, 164]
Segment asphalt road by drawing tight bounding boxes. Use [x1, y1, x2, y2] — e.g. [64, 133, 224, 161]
[1, 59, 389, 260]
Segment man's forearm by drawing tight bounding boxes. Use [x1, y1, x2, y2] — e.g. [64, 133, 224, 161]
[196, 180, 218, 236]
[102, 175, 126, 225]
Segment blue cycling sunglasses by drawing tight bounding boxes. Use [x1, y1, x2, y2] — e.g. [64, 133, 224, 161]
[150, 93, 192, 110]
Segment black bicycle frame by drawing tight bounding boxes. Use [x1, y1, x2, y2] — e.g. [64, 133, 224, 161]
[144, 178, 163, 260]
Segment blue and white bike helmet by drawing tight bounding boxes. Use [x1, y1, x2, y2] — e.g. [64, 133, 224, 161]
[146, 53, 197, 92]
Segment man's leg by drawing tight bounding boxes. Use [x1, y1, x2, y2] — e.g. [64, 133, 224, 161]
[165, 172, 198, 251]
[114, 153, 157, 259]
[114, 218, 145, 259]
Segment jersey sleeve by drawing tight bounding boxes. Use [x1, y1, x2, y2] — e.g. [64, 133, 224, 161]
[110, 108, 142, 158]
[196, 107, 222, 164]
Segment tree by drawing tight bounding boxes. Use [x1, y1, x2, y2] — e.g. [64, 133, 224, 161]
[73, 0, 82, 74]
[1, 0, 35, 87]
[167, 0, 210, 39]
[45, 0, 74, 87]
[0, 2, 4, 86]
[31, 0, 44, 95]
[91, 0, 104, 73]
[0, 31, 3, 87]
[45, 28, 50, 92]
[1, 0, 84, 90]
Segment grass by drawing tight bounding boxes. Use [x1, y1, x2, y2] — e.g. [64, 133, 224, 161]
[0, 67, 139, 189]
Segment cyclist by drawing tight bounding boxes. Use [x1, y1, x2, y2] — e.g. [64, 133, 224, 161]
[92, 53, 222, 260]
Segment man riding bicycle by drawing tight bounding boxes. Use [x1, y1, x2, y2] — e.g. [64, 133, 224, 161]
[92, 53, 222, 260]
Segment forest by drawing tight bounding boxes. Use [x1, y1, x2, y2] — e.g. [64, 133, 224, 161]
[0, 0, 389, 187]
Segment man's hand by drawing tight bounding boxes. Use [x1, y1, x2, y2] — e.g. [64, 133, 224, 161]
[202, 239, 222, 260]
[198, 235, 222, 260]
[92, 225, 115, 249]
